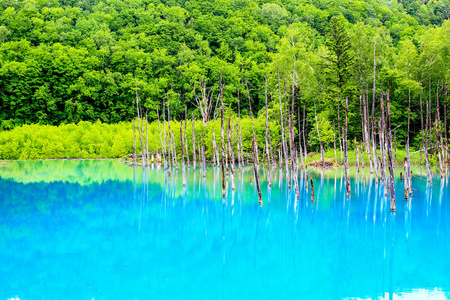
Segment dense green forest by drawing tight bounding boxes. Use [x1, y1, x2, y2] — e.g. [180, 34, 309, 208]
[0, 0, 449, 159]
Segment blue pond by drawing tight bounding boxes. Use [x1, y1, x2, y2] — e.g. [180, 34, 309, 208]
[0, 160, 449, 299]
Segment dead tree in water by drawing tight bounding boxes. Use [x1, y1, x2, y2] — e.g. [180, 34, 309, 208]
[379, 95, 388, 196]
[406, 89, 412, 196]
[133, 117, 137, 165]
[157, 108, 165, 168]
[371, 41, 379, 183]
[314, 103, 325, 167]
[355, 138, 360, 172]
[252, 138, 263, 206]
[303, 105, 308, 162]
[278, 64, 290, 186]
[219, 71, 226, 199]
[180, 122, 186, 186]
[246, 79, 259, 166]
[289, 65, 300, 199]
[184, 107, 190, 167]
[435, 85, 445, 177]
[386, 91, 396, 211]
[135, 79, 145, 166]
[424, 87, 432, 185]
[333, 121, 337, 164]
[310, 179, 315, 203]
[201, 137, 206, 178]
[404, 158, 408, 200]
[227, 119, 235, 190]
[297, 107, 304, 168]
[264, 73, 272, 187]
[305, 165, 309, 190]
[238, 87, 244, 168]
[212, 128, 219, 167]
[146, 112, 149, 165]
[420, 89, 424, 165]
[192, 112, 196, 170]
[343, 97, 351, 197]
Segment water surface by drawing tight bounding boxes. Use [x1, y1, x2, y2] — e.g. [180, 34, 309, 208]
[0, 161, 449, 299]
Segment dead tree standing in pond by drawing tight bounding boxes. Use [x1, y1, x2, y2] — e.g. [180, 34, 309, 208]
[406, 90, 413, 196]
[289, 64, 300, 199]
[246, 79, 259, 166]
[180, 122, 186, 186]
[314, 103, 325, 167]
[297, 107, 304, 169]
[252, 138, 263, 206]
[386, 91, 396, 211]
[192, 112, 196, 170]
[278, 64, 290, 186]
[227, 119, 236, 190]
[343, 97, 351, 197]
[157, 108, 165, 168]
[185, 107, 190, 168]
[424, 87, 432, 185]
[264, 73, 272, 187]
[219, 71, 226, 199]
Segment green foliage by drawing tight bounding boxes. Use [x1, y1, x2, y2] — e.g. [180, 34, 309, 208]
[0, 0, 448, 159]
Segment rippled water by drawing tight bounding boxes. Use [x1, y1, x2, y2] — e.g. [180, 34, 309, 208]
[0, 161, 449, 299]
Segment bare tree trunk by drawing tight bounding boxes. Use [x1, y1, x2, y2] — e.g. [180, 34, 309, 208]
[303, 104, 308, 162]
[238, 87, 244, 168]
[310, 179, 315, 203]
[379, 94, 388, 196]
[252, 138, 263, 206]
[133, 117, 136, 165]
[146, 112, 149, 165]
[227, 119, 235, 190]
[180, 121, 186, 186]
[246, 79, 259, 166]
[192, 112, 196, 170]
[171, 130, 177, 169]
[185, 107, 190, 167]
[424, 87, 432, 185]
[337, 91, 343, 161]
[406, 90, 412, 196]
[372, 41, 379, 183]
[379, 114, 388, 196]
[305, 165, 309, 190]
[202, 137, 206, 178]
[386, 91, 396, 211]
[290, 64, 300, 199]
[364, 93, 373, 173]
[333, 121, 337, 164]
[278, 64, 290, 186]
[157, 108, 165, 168]
[297, 107, 304, 169]
[436, 85, 445, 177]
[269, 126, 275, 169]
[444, 84, 448, 164]
[314, 103, 325, 167]
[420, 89, 424, 165]
[135, 81, 145, 167]
[404, 158, 409, 200]
[344, 97, 351, 197]
[355, 137, 360, 173]
[220, 71, 226, 199]
[212, 128, 219, 167]
[264, 73, 272, 186]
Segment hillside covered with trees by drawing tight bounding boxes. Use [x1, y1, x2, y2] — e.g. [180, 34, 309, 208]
[0, 0, 449, 156]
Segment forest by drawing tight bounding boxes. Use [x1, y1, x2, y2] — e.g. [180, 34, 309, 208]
[0, 0, 449, 162]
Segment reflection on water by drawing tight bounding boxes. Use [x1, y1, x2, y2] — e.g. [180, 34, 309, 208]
[0, 161, 449, 299]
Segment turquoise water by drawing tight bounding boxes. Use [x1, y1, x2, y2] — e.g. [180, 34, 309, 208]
[0, 161, 449, 299]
